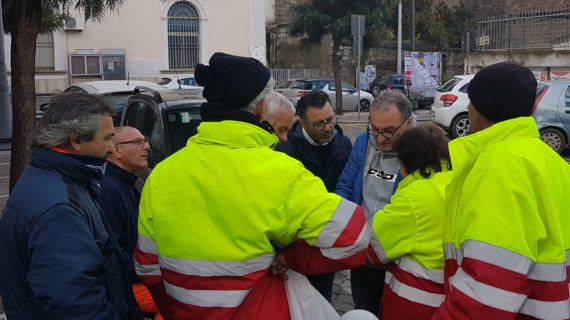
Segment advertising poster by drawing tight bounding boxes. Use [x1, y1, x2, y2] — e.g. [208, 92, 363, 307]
[404, 51, 441, 98]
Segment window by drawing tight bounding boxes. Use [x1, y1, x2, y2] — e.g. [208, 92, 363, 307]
[35, 33, 54, 71]
[70, 55, 101, 76]
[168, 2, 200, 69]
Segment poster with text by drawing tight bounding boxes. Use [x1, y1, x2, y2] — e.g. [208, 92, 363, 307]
[404, 51, 441, 98]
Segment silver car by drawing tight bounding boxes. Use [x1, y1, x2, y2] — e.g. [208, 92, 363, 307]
[282, 79, 374, 112]
[533, 80, 570, 153]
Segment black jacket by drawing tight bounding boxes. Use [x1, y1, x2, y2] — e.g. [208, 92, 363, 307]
[276, 121, 352, 192]
[0, 148, 138, 320]
[98, 162, 140, 283]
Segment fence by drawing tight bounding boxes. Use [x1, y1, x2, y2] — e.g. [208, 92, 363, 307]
[270, 69, 323, 82]
[475, 9, 570, 51]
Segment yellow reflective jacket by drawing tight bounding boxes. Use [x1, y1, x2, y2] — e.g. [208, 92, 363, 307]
[136, 120, 369, 319]
[434, 117, 570, 320]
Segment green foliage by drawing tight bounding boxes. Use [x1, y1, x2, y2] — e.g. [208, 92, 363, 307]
[289, 0, 398, 49]
[2, 0, 124, 34]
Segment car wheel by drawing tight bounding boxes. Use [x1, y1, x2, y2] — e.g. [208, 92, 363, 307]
[371, 85, 381, 97]
[450, 113, 469, 138]
[360, 99, 370, 112]
[540, 128, 566, 153]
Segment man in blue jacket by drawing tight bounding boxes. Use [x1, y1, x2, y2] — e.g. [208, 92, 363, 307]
[0, 93, 138, 319]
[276, 90, 352, 300]
[335, 90, 414, 316]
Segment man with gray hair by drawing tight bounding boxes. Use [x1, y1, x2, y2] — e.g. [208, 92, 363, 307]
[263, 91, 295, 142]
[0, 93, 139, 319]
[336, 90, 414, 316]
[134, 52, 370, 319]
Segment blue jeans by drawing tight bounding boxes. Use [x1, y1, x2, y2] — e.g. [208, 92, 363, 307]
[350, 265, 385, 316]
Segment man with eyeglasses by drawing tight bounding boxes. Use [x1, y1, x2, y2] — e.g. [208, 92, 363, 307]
[336, 90, 414, 317]
[276, 90, 352, 301]
[97, 126, 158, 319]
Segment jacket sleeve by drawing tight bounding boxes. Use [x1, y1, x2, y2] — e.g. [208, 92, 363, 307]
[431, 167, 561, 320]
[334, 133, 366, 201]
[135, 175, 174, 319]
[27, 205, 121, 319]
[368, 189, 417, 266]
[282, 166, 369, 274]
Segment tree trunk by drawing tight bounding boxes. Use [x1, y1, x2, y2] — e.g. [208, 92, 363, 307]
[9, 0, 41, 191]
[332, 38, 343, 115]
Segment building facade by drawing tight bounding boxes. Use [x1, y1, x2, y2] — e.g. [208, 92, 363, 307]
[5, 0, 266, 94]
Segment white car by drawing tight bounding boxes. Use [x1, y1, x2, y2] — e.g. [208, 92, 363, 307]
[283, 79, 374, 112]
[431, 75, 474, 138]
[158, 74, 202, 90]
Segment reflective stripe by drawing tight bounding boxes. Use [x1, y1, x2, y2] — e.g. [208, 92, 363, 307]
[396, 258, 444, 284]
[443, 242, 462, 263]
[164, 281, 250, 308]
[159, 254, 274, 277]
[320, 224, 370, 260]
[520, 297, 570, 319]
[370, 224, 391, 264]
[135, 261, 161, 276]
[314, 198, 357, 247]
[138, 235, 157, 254]
[385, 272, 445, 307]
[451, 267, 526, 313]
[529, 262, 566, 282]
[462, 240, 532, 275]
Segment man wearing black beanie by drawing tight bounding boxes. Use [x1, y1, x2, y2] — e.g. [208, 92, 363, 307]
[432, 62, 570, 319]
[134, 52, 370, 319]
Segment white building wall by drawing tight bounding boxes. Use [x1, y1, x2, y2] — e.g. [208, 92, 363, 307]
[5, 0, 266, 92]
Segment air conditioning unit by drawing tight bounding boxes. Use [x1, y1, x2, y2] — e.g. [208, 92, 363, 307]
[63, 16, 85, 32]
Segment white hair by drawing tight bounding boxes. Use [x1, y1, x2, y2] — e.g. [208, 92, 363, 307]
[243, 78, 275, 114]
[265, 91, 295, 118]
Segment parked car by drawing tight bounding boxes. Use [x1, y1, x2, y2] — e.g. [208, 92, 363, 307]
[368, 74, 406, 96]
[63, 80, 167, 124]
[282, 79, 374, 111]
[431, 75, 474, 138]
[533, 80, 570, 153]
[273, 79, 296, 94]
[121, 86, 205, 169]
[158, 74, 202, 89]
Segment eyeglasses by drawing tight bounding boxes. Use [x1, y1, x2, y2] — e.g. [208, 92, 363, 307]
[367, 118, 408, 139]
[115, 138, 149, 147]
[301, 116, 337, 130]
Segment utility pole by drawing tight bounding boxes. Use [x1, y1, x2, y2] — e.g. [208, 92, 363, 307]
[397, 0, 402, 74]
[0, 0, 12, 144]
[411, 0, 416, 51]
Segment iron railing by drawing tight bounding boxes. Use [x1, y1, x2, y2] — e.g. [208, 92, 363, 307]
[270, 69, 322, 82]
[475, 9, 570, 51]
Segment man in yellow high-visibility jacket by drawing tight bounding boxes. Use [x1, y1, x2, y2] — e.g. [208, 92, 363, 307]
[432, 62, 570, 320]
[134, 52, 370, 320]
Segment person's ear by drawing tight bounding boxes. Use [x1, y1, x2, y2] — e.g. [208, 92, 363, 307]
[256, 100, 268, 121]
[69, 134, 82, 152]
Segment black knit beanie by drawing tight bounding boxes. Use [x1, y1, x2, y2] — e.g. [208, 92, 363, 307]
[195, 52, 270, 109]
[467, 61, 537, 122]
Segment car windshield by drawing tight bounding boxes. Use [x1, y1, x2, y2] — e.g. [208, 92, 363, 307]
[438, 77, 462, 92]
[291, 81, 313, 90]
[107, 93, 132, 113]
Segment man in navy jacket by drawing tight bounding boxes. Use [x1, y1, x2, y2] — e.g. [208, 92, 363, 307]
[0, 93, 138, 319]
[276, 90, 352, 301]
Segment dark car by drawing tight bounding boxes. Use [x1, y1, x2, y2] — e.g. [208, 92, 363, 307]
[121, 86, 205, 169]
[368, 74, 406, 96]
[369, 74, 434, 109]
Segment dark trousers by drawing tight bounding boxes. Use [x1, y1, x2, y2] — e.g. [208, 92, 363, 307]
[307, 272, 335, 302]
[350, 265, 385, 316]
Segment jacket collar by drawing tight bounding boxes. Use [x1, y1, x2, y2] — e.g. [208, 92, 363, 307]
[105, 162, 138, 186]
[193, 120, 279, 148]
[449, 116, 539, 176]
[31, 147, 106, 195]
